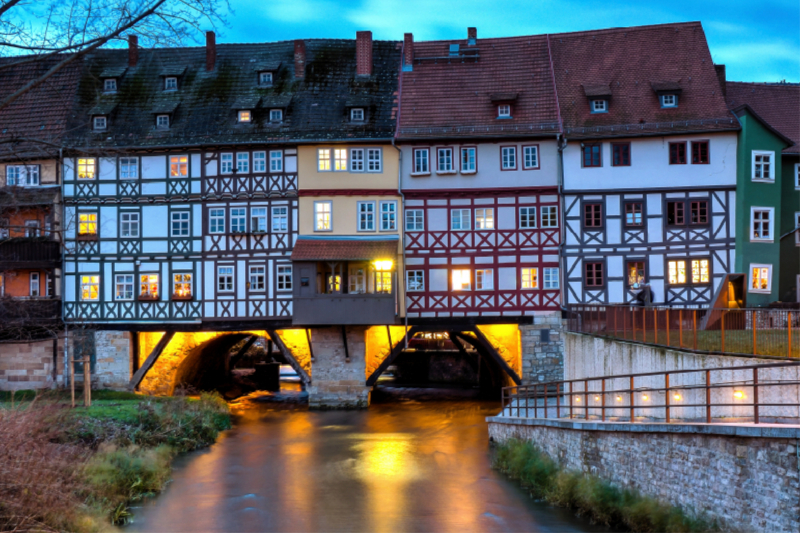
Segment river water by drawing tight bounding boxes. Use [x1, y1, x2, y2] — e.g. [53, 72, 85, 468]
[128, 388, 605, 533]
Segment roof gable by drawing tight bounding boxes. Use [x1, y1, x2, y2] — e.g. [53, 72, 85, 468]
[726, 82, 800, 154]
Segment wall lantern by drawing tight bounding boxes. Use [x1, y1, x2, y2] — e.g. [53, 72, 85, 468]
[734, 390, 745, 399]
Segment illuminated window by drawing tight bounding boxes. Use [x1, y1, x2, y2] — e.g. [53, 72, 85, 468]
[270, 150, 283, 172]
[114, 274, 134, 301]
[749, 264, 772, 293]
[668, 259, 709, 285]
[358, 201, 375, 231]
[209, 208, 225, 234]
[253, 151, 266, 172]
[407, 270, 424, 292]
[413, 148, 429, 174]
[476, 269, 494, 290]
[752, 151, 774, 181]
[249, 266, 265, 291]
[251, 207, 266, 232]
[405, 209, 423, 231]
[169, 155, 188, 177]
[521, 267, 538, 289]
[78, 212, 97, 235]
[272, 206, 288, 232]
[380, 201, 397, 231]
[217, 266, 234, 292]
[238, 110, 251, 123]
[315, 201, 332, 231]
[220, 153, 233, 174]
[374, 262, 392, 294]
[501, 146, 517, 169]
[520, 207, 536, 229]
[750, 207, 773, 241]
[230, 208, 246, 233]
[277, 265, 292, 290]
[541, 206, 558, 228]
[452, 269, 471, 291]
[120, 157, 138, 179]
[437, 148, 454, 172]
[333, 148, 348, 171]
[80, 275, 99, 301]
[327, 273, 341, 293]
[627, 261, 645, 289]
[625, 202, 643, 226]
[237, 153, 249, 173]
[692, 259, 710, 284]
[139, 274, 159, 299]
[543, 267, 559, 289]
[318, 149, 331, 171]
[77, 158, 96, 180]
[668, 260, 687, 285]
[451, 209, 470, 230]
[475, 208, 494, 230]
[173, 273, 192, 298]
[120, 211, 139, 238]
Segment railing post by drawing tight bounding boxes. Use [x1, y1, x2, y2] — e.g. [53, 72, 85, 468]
[665, 373, 670, 423]
[601, 378, 606, 422]
[630, 375, 635, 422]
[679, 309, 683, 349]
[721, 311, 726, 353]
[705, 369, 711, 423]
[752, 310, 757, 355]
[753, 367, 759, 424]
[569, 381, 574, 419]
[789, 312, 793, 358]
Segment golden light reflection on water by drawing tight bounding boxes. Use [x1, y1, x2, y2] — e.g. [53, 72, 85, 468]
[349, 433, 423, 483]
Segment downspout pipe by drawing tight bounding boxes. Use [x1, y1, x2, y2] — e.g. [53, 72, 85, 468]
[393, 40, 409, 349]
[59, 147, 69, 387]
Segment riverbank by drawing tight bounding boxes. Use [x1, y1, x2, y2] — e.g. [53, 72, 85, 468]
[0, 390, 231, 532]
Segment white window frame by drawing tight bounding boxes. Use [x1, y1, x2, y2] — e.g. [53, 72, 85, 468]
[660, 94, 678, 108]
[114, 274, 134, 301]
[230, 207, 247, 233]
[591, 100, 607, 113]
[253, 151, 266, 173]
[380, 201, 397, 231]
[277, 265, 293, 291]
[236, 152, 249, 173]
[476, 269, 494, 291]
[238, 110, 252, 123]
[501, 146, 517, 170]
[93, 116, 107, 131]
[367, 148, 382, 172]
[209, 208, 225, 234]
[249, 265, 266, 291]
[217, 266, 234, 293]
[269, 109, 283, 122]
[520, 206, 537, 229]
[350, 148, 365, 171]
[541, 205, 558, 228]
[751, 150, 775, 182]
[750, 206, 774, 242]
[164, 76, 178, 91]
[156, 114, 170, 129]
[270, 150, 283, 172]
[475, 208, 494, 230]
[251, 207, 267, 233]
[460, 147, 476, 173]
[119, 157, 138, 179]
[357, 201, 376, 232]
[351, 108, 364, 122]
[405, 209, 424, 231]
[451, 209, 470, 231]
[318, 148, 332, 172]
[452, 269, 471, 291]
[406, 270, 424, 292]
[748, 263, 772, 294]
[314, 201, 332, 232]
[6, 165, 39, 186]
[170, 211, 190, 237]
[259, 71, 273, 86]
[436, 147, 454, 173]
[120, 211, 140, 238]
[220, 153, 233, 174]
[521, 267, 538, 289]
[543, 267, 560, 289]
[80, 275, 100, 301]
[497, 104, 511, 118]
[103, 78, 117, 93]
[412, 148, 429, 175]
[523, 145, 539, 170]
[334, 148, 348, 171]
[29, 271, 40, 297]
[272, 206, 288, 233]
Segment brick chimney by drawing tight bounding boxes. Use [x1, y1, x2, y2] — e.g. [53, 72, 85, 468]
[356, 31, 373, 76]
[467, 27, 477, 45]
[206, 31, 216, 71]
[128, 35, 138, 67]
[294, 40, 306, 79]
[403, 33, 414, 71]
[714, 64, 727, 98]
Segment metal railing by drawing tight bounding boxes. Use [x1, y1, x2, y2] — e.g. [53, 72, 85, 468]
[568, 305, 800, 358]
[501, 361, 800, 425]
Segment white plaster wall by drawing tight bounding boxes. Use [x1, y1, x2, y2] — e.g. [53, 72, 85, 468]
[141, 156, 166, 179]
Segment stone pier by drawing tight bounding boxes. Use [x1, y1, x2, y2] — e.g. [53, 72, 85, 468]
[306, 326, 372, 409]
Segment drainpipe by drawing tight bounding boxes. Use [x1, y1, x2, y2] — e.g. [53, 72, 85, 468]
[59, 147, 69, 387]
[557, 134, 567, 312]
[393, 39, 409, 349]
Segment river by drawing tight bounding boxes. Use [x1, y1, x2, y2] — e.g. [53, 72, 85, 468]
[128, 387, 606, 532]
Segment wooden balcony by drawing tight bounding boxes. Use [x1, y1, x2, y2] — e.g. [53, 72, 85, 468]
[292, 292, 397, 326]
[0, 238, 60, 268]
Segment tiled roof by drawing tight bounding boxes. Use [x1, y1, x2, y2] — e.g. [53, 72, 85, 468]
[291, 238, 398, 261]
[549, 22, 739, 139]
[396, 35, 560, 139]
[0, 56, 82, 161]
[726, 82, 800, 154]
[65, 39, 401, 149]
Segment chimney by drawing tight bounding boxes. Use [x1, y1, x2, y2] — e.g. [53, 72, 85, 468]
[714, 64, 727, 99]
[467, 27, 477, 45]
[403, 33, 414, 71]
[356, 31, 373, 76]
[128, 35, 138, 67]
[206, 31, 216, 71]
[294, 39, 306, 79]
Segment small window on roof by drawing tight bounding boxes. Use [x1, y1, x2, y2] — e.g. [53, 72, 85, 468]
[660, 94, 678, 108]
[93, 116, 107, 131]
[164, 77, 178, 91]
[156, 114, 170, 129]
[591, 100, 607, 113]
[269, 109, 283, 122]
[103, 79, 117, 93]
[259, 72, 273, 86]
[238, 110, 251, 123]
[498, 105, 511, 118]
[351, 108, 364, 122]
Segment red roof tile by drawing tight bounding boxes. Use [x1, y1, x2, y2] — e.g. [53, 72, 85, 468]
[291, 238, 398, 261]
[726, 82, 800, 154]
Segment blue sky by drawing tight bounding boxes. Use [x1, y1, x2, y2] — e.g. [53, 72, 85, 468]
[219, 0, 800, 82]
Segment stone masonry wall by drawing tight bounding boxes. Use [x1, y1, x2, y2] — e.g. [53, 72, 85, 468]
[0, 337, 64, 390]
[489, 421, 800, 533]
[307, 326, 371, 409]
[520, 314, 565, 384]
[68, 330, 131, 391]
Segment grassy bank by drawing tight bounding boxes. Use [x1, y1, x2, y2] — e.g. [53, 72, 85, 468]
[0, 390, 231, 532]
[493, 439, 718, 533]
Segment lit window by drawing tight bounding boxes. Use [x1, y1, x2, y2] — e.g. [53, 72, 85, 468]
[272, 206, 288, 232]
[437, 148, 454, 172]
[451, 209, 470, 230]
[80, 275, 99, 301]
[334, 149, 348, 171]
[93, 116, 107, 130]
[751, 207, 773, 241]
[120, 157, 138, 179]
[541, 206, 558, 228]
[498, 104, 511, 118]
[253, 151, 266, 172]
[476, 269, 494, 290]
[501, 146, 516, 169]
[374, 263, 392, 294]
[77, 158, 96, 180]
[752, 151, 774, 181]
[230, 208, 246, 233]
[351, 148, 364, 171]
[251, 207, 266, 232]
[315, 201, 332, 231]
[461, 147, 476, 172]
[217, 266, 234, 292]
[475, 208, 494, 230]
[413, 148, 429, 174]
[380, 201, 397, 231]
[521, 268, 538, 289]
[5, 165, 39, 186]
[170, 211, 190, 237]
[367, 148, 382, 172]
[120, 212, 139, 238]
[269, 109, 282, 122]
[405, 209, 424, 231]
[407, 270, 424, 292]
[318, 149, 331, 171]
[103, 79, 117, 93]
[78, 212, 97, 236]
[238, 110, 251, 123]
[236, 152, 249, 173]
[270, 150, 283, 172]
[452, 269, 471, 290]
[668, 260, 686, 285]
[520, 207, 536, 229]
[156, 115, 170, 129]
[591, 99, 607, 113]
[139, 274, 159, 299]
[209, 208, 225, 233]
[173, 273, 192, 299]
[220, 153, 233, 174]
[627, 261, 645, 289]
[667, 259, 709, 285]
[169, 155, 188, 177]
[115, 274, 134, 301]
[543, 267, 559, 289]
[358, 201, 375, 231]
[749, 264, 772, 293]
[164, 77, 178, 91]
[585, 262, 604, 287]
[691, 259, 709, 284]
[277, 265, 292, 290]
[523, 145, 539, 169]
[351, 108, 364, 121]
[249, 266, 265, 291]
[259, 71, 273, 86]
[660, 94, 677, 108]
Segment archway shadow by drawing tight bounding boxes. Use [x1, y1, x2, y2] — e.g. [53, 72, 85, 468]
[172, 333, 252, 393]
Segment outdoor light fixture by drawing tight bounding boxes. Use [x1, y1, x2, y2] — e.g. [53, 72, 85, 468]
[616, 396, 622, 402]
[734, 391, 745, 399]
[594, 395, 600, 401]
[575, 397, 581, 402]
[642, 394, 649, 401]
[673, 393, 682, 401]
[373, 260, 393, 271]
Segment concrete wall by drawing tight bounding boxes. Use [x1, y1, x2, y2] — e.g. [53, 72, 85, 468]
[520, 315, 565, 384]
[488, 419, 800, 533]
[307, 326, 372, 409]
[0, 337, 63, 390]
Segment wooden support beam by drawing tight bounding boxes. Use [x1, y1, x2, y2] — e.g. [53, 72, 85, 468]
[127, 331, 175, 391]
[266, 329, 312, 385]
[457, 328, 521, 385]
[228, 335, 258, 370]
[366, 326, 418, 387]
[447, 331, 479, 373]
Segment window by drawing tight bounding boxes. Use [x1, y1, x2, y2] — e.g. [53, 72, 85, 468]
[752, 151, 774, 181]
[749, 264, 772, 293]
[666, 201, 685, 225]
[259, 71, 273, 86]
[5, 165, 39, 186]
[451, 209, 470, 230]
[520, 206, 537, 229]
[795, 163, 800, 189]
[77, 158, 96, 180]
[541, 206, 558, 228]
[413, 148, 429, 174]
[220, 153, 233, 174]
[691, 141, 709, 164]
[690, 201, 708, 225]
[139, 274, 159, 299]
[627, 261, 645, 289]
[497, 104, 511, 118]
[170, 155, 188, 177]
[315, 201, 332, 231]
[667, 259, 709, 285]
[93, 116, 107, 130]
[249, 266, 265, 291]
[669, 142, 687, 164]
[115, 274, 134, 300]
[270, 150, 283, 172]
[351, 108, 364, 121]
[334, 149, 348, 171]
[521, 268, 538, 289]
[668, 260, 687, 284]
[375, 266, 392, 295]
[272, 206, 288, 232]
[164, 77, 178, 91]
[217, 266, 234, 292]
[624, 202, 643, 226]
[120, 157, 138, 179]
[349, 266, 366, 294]
[452, 269, 471, 290]
[476, 269, 494, 290]
[170, 211, 190, 237]
[591, 99, 607, 113]
[78, 212, 97, 236]
[750, 207, 773, 241]
[230, 208, 246, 233]
[660, 94, 678, 108]
[277, 265, 292, 290]
[523, 145, 539, 169]
[318, 149, 331, 171]
[253, 151, 266, 172]
[405, 209, 423, 231]
[80, 275, 99, 301]
[269, 109, 283, 122]
[585, 262, 604, 287]
[583, 203, 602, 228]
[612, 143, 630, 166]
[543, 267, 559, 289]
[475, 208, 494, 230]
[367, 148, 382, 172]
[209, 208, 225, 234]
[120, 212, 140, 238]
[236, 153, 249, 173]
[796, 212, 800, 245]
[24, 220, 39, 238]
[0, 219, 7, 239]
[501, 146, 517, 170]
[407, 270, 424, 292]
[5, 166, 19, 186]
[156, 115, 170, 129]
[358, 202, 375, 231]
[380, 201, 397, 231]
[582, 144, 601, 167]
[103, 78, 117, 93]
[461, 147, 476, 172]
[173, 273, 192, 298]
[251, 207, 266, 232]
[29, 272, 40, 297]
[437, 148, 454, 173]
[351, 149, 364, 171]
[238, 110, 251, 123]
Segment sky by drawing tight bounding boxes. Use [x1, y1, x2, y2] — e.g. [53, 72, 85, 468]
[217, 0, 800, 83]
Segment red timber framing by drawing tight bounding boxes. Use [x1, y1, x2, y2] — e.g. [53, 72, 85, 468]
[403, 188, 560, 317]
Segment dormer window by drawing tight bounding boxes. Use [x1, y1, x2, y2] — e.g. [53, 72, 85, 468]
[350, 108, 364, 122]
[93, 116, 107, 131]
[660, 94, 678, 108]
[259, 71, 273, 86]
[238, 110, 251, 123]
[591, 100, 608, 113]
[269, 109, 283, 123]
[498, 105, 511, 118]
[103, 79, 117, 93]
[164, 77, 178, 91]
[156, 114, 170, 129]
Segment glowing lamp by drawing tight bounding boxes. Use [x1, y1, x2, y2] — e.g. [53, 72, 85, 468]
[673, 393, 682, 401]
[373, 260, 393, 271]
[594, 395, 600, 401]
[734, 391, 744, 399]
[575, 397, 581, 402]
[642, 394, 649, 401]
[616, 396, 623, 402]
